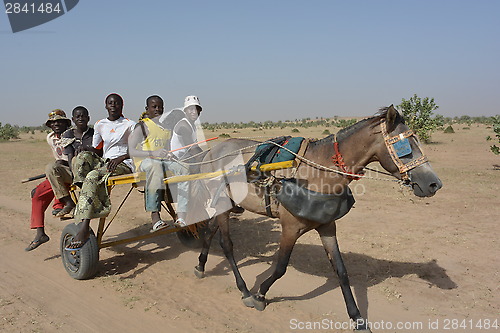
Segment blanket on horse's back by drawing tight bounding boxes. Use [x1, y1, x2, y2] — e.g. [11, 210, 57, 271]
[253, 136, 305, 165]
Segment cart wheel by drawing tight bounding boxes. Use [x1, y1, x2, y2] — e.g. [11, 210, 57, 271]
[60, 222, 99, 280]
[177, 223, 208, 248]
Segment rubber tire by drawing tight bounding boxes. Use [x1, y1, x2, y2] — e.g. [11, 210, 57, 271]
[176, 223, 208, 249]
[60, 222, 99, 280]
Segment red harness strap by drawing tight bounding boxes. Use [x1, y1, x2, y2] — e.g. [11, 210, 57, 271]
[332, 141, 363, 180]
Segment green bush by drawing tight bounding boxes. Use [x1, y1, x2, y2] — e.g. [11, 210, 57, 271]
[291, 128, 300, 133]
[0, 122, 20, 141]
[322, 129, 331, 135]
[443, 125, 455, 134]
[489, 116, 500, 155]
[397, 94, 440, 143]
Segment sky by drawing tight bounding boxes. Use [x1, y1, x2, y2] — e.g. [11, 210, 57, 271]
[1, 0, 499, 126]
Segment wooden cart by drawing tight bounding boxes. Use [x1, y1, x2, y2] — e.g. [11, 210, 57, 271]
[60, 160, 296, 279]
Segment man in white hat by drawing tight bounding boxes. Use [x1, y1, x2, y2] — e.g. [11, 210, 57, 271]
[170, 95, 203, 161]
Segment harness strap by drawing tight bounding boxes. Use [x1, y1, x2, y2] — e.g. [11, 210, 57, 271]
[332, 138, 363, 181]
[380, 120, 428, 179]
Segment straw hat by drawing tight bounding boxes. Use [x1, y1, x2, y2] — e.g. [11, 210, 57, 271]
[183, 95, 202, 111]
[45, 109, 71, 127]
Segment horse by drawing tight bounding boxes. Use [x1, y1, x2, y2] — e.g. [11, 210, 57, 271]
[192, 105, 442, 331]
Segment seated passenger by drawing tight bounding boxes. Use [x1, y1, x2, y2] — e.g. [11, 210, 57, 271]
[66, 93, 136, 250]
[172, 96, 244, 215]
[25, 109, 72, 251]
[62, 106, 95, 171]
[170, 95, 203, 163]
[129, 95, 190, 231]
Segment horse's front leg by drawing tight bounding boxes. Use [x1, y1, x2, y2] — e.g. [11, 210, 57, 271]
[253, 219, 302, 311]
[216, 210, 254, 307]
[317, 223, 371, 332]
[194, 215, 219, 278]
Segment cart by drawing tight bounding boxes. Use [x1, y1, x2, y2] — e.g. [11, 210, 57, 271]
[60, 160, 296, 280]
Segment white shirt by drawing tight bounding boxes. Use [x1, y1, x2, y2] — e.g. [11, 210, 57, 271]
[171, 118, 197, 158]
[92, 116, 136, 171]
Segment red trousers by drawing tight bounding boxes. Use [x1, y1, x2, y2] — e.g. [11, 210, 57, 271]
[30, 179, 64, 229]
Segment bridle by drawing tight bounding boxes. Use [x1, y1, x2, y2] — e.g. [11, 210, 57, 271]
[380, 119, 428, 181]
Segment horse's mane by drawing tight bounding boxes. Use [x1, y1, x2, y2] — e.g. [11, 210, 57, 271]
[335, 107, 393, 142]
[308, 107, 396, 147]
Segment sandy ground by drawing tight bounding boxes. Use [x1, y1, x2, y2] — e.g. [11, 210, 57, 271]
[0, 123, 498, 333]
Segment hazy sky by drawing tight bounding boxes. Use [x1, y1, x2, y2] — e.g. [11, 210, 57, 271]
[1, 0, 499, 126]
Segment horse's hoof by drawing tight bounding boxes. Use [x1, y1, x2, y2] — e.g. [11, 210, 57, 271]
[242, 295, 255, 308]
[252, 296, 266, 311]
[194, 266, 205, 279]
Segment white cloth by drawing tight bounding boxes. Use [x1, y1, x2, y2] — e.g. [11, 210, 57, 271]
[92, 116, 136, 171]
[46, 132, 69, 161]
[170, 118, 197, 158]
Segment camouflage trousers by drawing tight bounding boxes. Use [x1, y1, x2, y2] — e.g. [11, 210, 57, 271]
[73, 151, 131, 220]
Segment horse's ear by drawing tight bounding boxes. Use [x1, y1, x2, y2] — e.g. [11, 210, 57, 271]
[385, 104, 399, 132]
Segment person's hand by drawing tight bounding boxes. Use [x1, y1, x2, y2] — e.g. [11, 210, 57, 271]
[151, 149, 172, 159]
[107, 156, 126, 172]
[75, 145, 89, 155]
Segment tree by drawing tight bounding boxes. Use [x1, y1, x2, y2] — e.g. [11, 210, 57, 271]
[490, 116, 500, 155]
[397, 94, 440, 143]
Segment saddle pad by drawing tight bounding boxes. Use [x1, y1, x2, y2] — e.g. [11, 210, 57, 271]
[256, 137, 304, 164]
[272, 137, 305, 163]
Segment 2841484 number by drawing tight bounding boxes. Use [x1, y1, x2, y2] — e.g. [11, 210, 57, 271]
[5, 2, 61, 14]
[443, 319, 499, 330]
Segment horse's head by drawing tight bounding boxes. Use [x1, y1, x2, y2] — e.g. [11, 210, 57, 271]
[374, 105, 443, 197]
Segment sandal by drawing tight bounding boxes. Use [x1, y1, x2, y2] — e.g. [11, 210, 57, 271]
[25, 235, 50, 252]
[151, 220, 174, 233]
[56, 205, 75, 219]
[64, 237, 89, 251]
[173, 218, 188, 228]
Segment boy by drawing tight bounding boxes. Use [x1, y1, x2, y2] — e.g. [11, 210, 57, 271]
[129, 95, 190, 231]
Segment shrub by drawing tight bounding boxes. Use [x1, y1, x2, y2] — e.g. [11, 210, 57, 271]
[322, 129, 331, 135]
[291, 128, 300, 133]
[489, 116, 500, 155]
[0, 122, 20, 141]
[397, 94, 440, 143]
[443, 125, 455, 134]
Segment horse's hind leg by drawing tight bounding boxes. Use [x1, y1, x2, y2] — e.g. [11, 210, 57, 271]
[194, 216, 219, 278]
[317, 223, 371, 332]
[217, 211, 254, 307]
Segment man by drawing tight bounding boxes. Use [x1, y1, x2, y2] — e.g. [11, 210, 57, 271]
[25, 109, 72, 251]
[172, 96, 244, 215]
[129, 95, 190, 231]
[66, 93, 136, 250]
[44, 108, 91, 218]
[170, 95, 203, 161]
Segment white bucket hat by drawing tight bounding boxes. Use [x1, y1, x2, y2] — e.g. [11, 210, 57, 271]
[183, 95, 202, 111]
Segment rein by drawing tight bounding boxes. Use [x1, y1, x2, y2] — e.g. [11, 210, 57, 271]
[179, 124, 427, 185]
